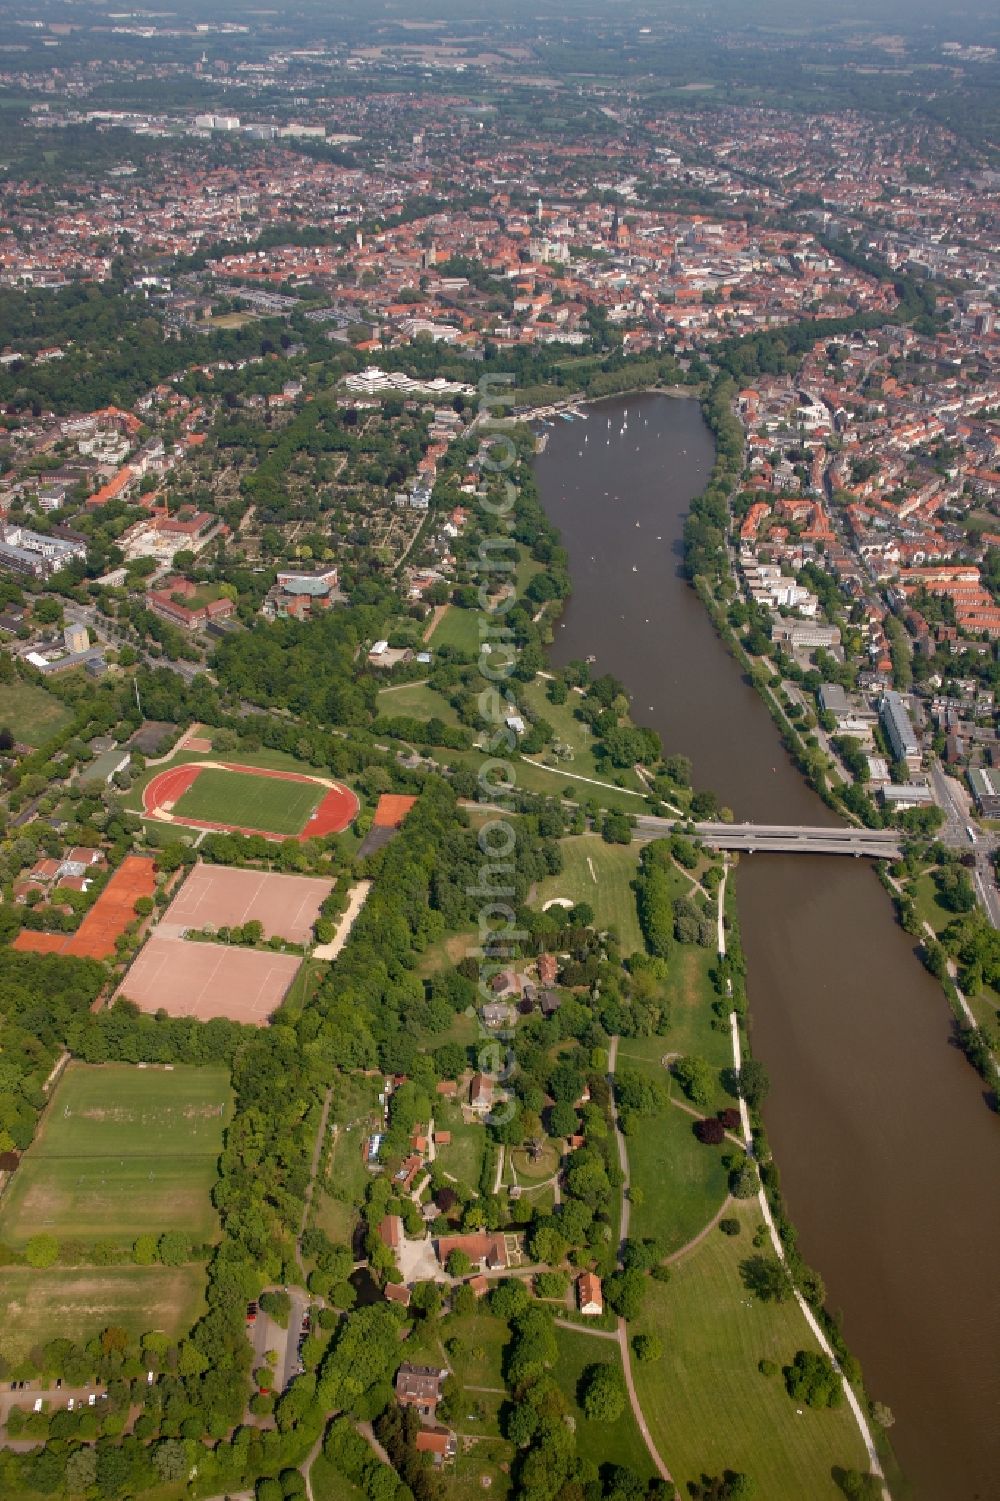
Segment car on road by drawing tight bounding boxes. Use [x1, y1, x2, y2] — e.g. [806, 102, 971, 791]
[246, 1301, 258, 1323]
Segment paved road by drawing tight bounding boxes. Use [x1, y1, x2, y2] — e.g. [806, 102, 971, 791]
[633, 815, 902, 858]
[929, 762, 1000, 927]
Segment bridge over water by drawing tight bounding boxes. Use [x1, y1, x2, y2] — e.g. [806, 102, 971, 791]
[635, 817, 902, 860]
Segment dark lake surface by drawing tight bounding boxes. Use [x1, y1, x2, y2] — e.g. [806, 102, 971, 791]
[534, 390, 1000, 1500]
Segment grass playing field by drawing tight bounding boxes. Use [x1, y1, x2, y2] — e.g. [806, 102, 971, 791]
[173, 767, 321, 835]
[632, 1200, 868, 1499]
[534, 835, 644, 954]
[0, 1063, 232, 1248]
[0, 681, 73, 746]
[0, 1265, 206, 1364]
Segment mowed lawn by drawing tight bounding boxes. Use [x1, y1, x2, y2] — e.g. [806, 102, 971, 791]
[553, 1326, 653, 1477]
[623, 1091, 730, 1256]
[428, 604, 480, 654]
[519, 680, 646, 794]
[633, 1201, 868, 1500]
[0, 1265, 206, 1364]
[173, 766, 321, 835]
[534, 835, 643, 954]
[0, 1063, 231, 1248]
[0, 681, 73, 746]
[376, 679, 460, 726]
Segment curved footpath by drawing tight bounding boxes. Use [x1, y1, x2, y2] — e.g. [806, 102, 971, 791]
[607, 1035, 675, 1487]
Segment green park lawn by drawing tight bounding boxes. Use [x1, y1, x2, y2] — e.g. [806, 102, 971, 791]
[907, 869, 952, 937]
[0, 1264, 206, 1365]
[625, 1098, 731, 1256]
[433, 1104, 485, 1192]
[534, 834, 643, 954]
[0, 1063, 231, 1248]
[553, 1326, 653, 1477]
[0, 680, 73, 746]
[376, 679, 460, 726]
[632, 1200, 869, 1500]
[172, 766, 322, 835]
[447, 747, 647, 813]
[308, 1454, 366, 1501]
[428, 604, 480, 654]
[519, 679, 645, 793]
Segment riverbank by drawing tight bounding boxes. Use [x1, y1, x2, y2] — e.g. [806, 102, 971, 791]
[532, 389, 1000, 1501]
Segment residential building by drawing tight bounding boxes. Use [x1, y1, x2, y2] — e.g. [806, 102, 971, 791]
[880, 691, 921, 772]
[395, 1364, 445, 1418]
[969, 767, 1000, 818]
[577, 1272, 604, 1317]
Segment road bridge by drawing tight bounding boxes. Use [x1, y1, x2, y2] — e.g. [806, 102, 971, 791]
[634, 817, 902, 859]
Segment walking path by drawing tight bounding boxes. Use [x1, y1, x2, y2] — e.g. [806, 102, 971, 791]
[607, 1036, 675, 1487]
[663, 1196, 734, 1266]
[727, 1011, 889, 1498]
[716, 857, 888, 1492]
[313, 880, 373, 961]
[520, 757, 647, 798]
[295, 1085, 333, 1282]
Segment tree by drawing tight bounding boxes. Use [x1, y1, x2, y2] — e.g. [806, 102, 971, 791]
[604, 1268, 645, 1321]
[446, 1249, 472, 1278]
[133, 1233, 157, 1265]
[719, 1218, 741, 1237]
[632, 1332, 663, 1362]
[157, 1230, 190, 1266]
[695, 1117, 725, 1145]
[784, 1349, 842, 1409]
[26, 1233, 59, 1268]
[580, 1361, 626, 1421]
[673, 1055, 715, 1108]
[153, 1438, 190, 1482]
[739, 1254, 792, 1304]
[733, 1058, 770, 1110]
[64, 1447, 98, 1491]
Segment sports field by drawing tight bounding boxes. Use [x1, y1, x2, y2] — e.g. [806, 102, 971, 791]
[0, 1063, 232, 1248]
[116, 935, 301, 1024]
[0, 681, 73, 746]
[160, 863, 332, 944]
[0, 1265, 206, 1363]
[534, 835, 643, 954]
[174, 767, 320, 834]
[143, 759, 359, 840]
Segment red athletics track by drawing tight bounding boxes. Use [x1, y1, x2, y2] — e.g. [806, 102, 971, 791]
[142, 761, 359, 841]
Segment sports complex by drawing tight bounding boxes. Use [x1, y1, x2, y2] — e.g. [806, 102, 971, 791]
[142, 759, 359, 841]
[116, 864, 334, 1024]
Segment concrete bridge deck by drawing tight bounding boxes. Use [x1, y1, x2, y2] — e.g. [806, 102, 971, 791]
[634, 817, 902, 859]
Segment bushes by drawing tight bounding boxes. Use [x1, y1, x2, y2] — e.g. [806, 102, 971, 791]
[783, 1349, 843, 1409]
[694, 1116, 725, 1145]
[673, 1055, 716, 1108]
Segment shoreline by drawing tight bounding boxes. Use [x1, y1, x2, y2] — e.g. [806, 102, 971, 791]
[530, 394, 898, 1496]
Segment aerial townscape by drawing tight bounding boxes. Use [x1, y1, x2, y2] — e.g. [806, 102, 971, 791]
[0, 3, 998, 1500]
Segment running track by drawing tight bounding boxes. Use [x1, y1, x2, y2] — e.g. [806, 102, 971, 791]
[143, 761, 359, 842]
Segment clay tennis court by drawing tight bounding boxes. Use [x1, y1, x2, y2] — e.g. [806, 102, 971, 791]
[13, 855, 157, 960]
[373, 794, 418, 828]
[159, 864, 332, 945]
[143, 760, 358, 841]
[115, 934, 300, 1025]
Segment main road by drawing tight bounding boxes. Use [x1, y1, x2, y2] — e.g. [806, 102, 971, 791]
[633, 815, 902, 859]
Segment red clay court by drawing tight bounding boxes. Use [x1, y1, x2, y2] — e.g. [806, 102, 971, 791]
[13, 855, 157, 961]
[373, 794, 418, 829]
[158, 864, 332, 945]
[142, 760, 359, 841]
[115, 935, 300, 1025]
